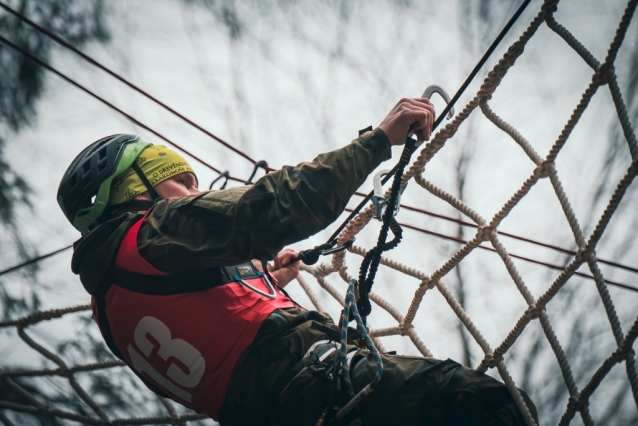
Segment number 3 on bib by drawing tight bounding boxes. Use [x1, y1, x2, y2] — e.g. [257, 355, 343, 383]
[127, 316, 205, 402]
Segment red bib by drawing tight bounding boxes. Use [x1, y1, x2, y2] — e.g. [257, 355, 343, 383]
[91, 216, 294, 419]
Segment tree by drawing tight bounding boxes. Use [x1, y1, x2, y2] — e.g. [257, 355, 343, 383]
[0, 0, 108, 317]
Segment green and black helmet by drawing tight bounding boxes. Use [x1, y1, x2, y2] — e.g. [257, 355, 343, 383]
[57, 134, 154, 234]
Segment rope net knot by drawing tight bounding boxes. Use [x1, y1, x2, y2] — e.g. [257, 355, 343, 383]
[593, 63, 616, 86]
[533, 161, 555, 179]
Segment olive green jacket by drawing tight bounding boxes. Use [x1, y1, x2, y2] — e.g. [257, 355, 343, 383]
[72, 129, 391, 294]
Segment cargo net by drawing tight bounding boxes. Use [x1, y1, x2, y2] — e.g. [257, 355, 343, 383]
[1, 0, 638, 425]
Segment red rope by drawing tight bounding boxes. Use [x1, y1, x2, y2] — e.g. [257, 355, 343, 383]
[0, 33, 246, 184]
[344, 208, 638, 293]
[1, 3, 635, 292]
[0, 2, 272, 171]
[353, 192, 638, 275]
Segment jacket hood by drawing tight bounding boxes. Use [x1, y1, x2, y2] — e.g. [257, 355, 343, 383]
[72, 212, 144, 294]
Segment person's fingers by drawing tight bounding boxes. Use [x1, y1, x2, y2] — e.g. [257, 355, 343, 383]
[402, 102, 435, 141]
[405, 110, 432, 138]
[399, 97, 434, 109]
[394, 97, 433, 107]
[400, 100, 435, 121]
[378, 98, 436, 145]
[273, 249, 299, 270]
[402, 100, 436, 122]
[251, 259, 264, 272]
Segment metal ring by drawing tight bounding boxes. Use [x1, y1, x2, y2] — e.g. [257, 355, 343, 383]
[234, 273, 278, 299]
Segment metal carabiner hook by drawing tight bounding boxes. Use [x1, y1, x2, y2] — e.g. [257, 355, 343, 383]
[422, 84, 455, 120]
[245, 160, 269, 185]
[372, 169, 407, 220]
[233, 271, 278, 300]
[209, 171, 230, 190]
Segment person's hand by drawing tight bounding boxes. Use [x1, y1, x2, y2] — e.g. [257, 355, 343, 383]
[377, 98, 436, 146]
[251, 249, 300, 288]
[270, 248, 300, 288]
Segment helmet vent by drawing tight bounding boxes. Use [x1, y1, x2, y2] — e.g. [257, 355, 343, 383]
[82, 161, 91, 176]
[97, 146, 107, 160]
[97, 147, 108, 172]
[69, 174, 77, 189]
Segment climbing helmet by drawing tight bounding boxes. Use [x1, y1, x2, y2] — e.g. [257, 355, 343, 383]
[57, 134, 153, 234]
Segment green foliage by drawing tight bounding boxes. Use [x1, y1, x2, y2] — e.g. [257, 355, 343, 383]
[0, 1, 112, 420]
[0, 0, 110, 313]
[0, 0, 109, 231]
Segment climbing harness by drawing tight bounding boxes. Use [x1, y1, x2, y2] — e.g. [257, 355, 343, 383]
[309, 279, 385, 426]
[335, 279, 384, 424]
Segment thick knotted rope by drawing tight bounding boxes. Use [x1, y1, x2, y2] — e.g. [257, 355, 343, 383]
[2, 0, 637, 425]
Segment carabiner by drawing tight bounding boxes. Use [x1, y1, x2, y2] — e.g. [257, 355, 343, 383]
[422, 84, 455, 119]
[371, 169, 407, 220]
[209, 170, 230, 190]
[245, 160, 269, 185]
[233, 271, 277, 300]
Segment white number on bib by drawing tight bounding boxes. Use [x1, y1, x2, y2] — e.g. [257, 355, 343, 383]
[127, 316, 205, 402]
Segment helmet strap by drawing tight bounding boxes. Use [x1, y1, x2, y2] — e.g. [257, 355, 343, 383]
[131, 162, 162, 203]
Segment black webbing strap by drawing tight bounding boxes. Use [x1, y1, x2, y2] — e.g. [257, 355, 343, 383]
[106, 261, 275, 295]
[356, 139, 415, 321]
[109, 267, 231, 295]
[131, 162, 162, 202]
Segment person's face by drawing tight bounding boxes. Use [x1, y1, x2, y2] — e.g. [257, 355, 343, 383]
[134, 172, 200, 201]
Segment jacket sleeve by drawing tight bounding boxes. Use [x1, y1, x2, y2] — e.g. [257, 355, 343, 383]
[137, 129, 392, 273]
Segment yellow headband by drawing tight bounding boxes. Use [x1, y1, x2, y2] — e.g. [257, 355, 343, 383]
[108, 145, 195, 206]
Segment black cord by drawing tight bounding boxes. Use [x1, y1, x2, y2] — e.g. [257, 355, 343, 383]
[357, 140, 415, 320]
[352, 0, 533, 318]
[326, 0, 533, 245]
[0, 246, 72, 277]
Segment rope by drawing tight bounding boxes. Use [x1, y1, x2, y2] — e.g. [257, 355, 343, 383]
[0, 34, 246, 184]
[325, 0, 533, 245]
[0, 307, 206, 425]
[296, 2, 638, 425]
[357, 140, 414, 320]
[335, 279, 384, 422]
[0, 1, 271, 171]
[357, 191, 638, 274]
[353, 0, 534, 325]
[397, 219, 638, 292]
[0, 245, 72, 277]
[5, 199, 637, 288]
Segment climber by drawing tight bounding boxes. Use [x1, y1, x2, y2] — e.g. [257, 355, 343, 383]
[57, 97, 538, 425]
